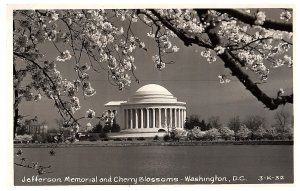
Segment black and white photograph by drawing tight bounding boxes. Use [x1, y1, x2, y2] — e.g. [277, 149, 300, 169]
[9, 4, 294, 187]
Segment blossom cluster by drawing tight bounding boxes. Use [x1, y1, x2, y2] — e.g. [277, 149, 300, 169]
[237, 50, 269, 81]
[85, 109, 96, 119]
[80, 10, 146, 90]
[200, 49, 217, 63]
[101, 110, 115, 124]
[217, 12, 293, 82]
[214, 46, 225, 55]
[280, 10, 292, 22]
[254, 11, 266, 25]
[56, 50, 72, 62]
[152, 55, 166, 70]
[156, 9, 206, 37]
[218, 75, 231, 84]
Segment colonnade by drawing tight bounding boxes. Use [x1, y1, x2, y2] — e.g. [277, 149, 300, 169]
[123, 107, 186, 129]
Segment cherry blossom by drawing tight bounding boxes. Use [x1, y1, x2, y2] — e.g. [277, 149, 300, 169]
[255, 11, 266, 25]
[85, 122, 93, 132]
[280, 10, 292, 22]
[172, 46, 180, 52]
[218, 75, 231, 84]
[56, 50, 72, 62]
[214, 46, 225, 55]
[85, 109, 96, 119]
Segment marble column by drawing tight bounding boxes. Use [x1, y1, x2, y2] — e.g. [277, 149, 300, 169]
[171, 108, 173, 127]
[181, 109, 184, 128]
[164, 108, 167, 127]
[140, 108, 144, 128]
[135, 109, 138, 129]
[124, 109, 127, 129]
[179, 109, 182, 128]
[146, 108, 149, 128]
[183, 109, 186, 128]
[158, 108, 161, 128]
[174, 108, 177, 128]
[130, 109, 133, 129]
[153, 108, 156, 128]
[127, 109, 130, 129]
[128, 109, 130, 129]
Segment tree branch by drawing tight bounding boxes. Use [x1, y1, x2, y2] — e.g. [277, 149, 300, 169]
[13, 52, 81, 126]
[204, 24, 293, 110]
[146, 9, 213, 49]
[215, 9, 293, 32]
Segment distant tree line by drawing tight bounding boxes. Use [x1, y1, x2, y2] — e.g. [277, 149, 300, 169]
[181, 110, 293, 141]
[14, 117, 121, 143]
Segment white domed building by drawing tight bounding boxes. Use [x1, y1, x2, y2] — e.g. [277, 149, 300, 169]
[105, 84, 186, 137]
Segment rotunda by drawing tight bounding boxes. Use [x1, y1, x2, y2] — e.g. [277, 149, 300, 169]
[105, 84, 186, 134]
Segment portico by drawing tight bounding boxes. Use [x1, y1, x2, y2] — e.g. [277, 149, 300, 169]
[123, 107, 186, 129]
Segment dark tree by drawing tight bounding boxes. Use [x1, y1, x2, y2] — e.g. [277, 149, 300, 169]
[228, 116, 241, 132]
[243, 115, 266, 131]
[208, 116, 222, 129]
[91, 122, 103, 133]
[273, 109, 292, 132]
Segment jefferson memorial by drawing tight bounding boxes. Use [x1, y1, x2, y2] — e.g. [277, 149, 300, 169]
[105, 84, 186, 136]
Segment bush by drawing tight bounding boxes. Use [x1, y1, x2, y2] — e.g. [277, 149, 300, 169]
[15, 134, 33, 143]
[136, 137, 145, 141]
[102, 138, 109, 141]
[113, 138, 122, 141]
[282, 127, 293, 140]
[89, 138, 97, 142]
[163, 134, 171, 142]
[91, 122, 103, 133]
[264, 127, 279, 140]
[99, 132, 108, 139]
[126, 137, 133, 141]
[103, 124, 111, 133]
[190, 128, 205, 140]
[111, 123, 121, 132]
[153, 135, 159, 141]
[171, 128, 188, 141]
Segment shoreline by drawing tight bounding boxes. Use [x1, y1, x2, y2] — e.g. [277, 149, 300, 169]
[14, 140, 293, 148]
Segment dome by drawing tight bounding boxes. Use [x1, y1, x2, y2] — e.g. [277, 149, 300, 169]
[136, 84, 173, 95]
[127, 84, 178, 103]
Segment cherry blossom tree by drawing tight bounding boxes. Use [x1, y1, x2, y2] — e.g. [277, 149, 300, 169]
[243, 115, 266, 131]
[252, 125, 267, 140]
[13, 9, 293, 139]
[273, 109, 292, 132]
[218, 126, 235, 140]
[190, 128, 206, 140]
[204, 128, 220, 140]
[235, 125, 252, 140]
[171, 128, 188, 141]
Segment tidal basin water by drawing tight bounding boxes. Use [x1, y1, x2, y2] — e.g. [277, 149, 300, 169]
[14, 145, 293, 185]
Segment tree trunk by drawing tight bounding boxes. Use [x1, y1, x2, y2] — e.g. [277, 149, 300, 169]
[13, 64, 18, 139]
[14, 106, 18, 139]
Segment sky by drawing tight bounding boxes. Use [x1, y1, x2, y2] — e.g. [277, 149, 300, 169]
[18, 9, 293, 128]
